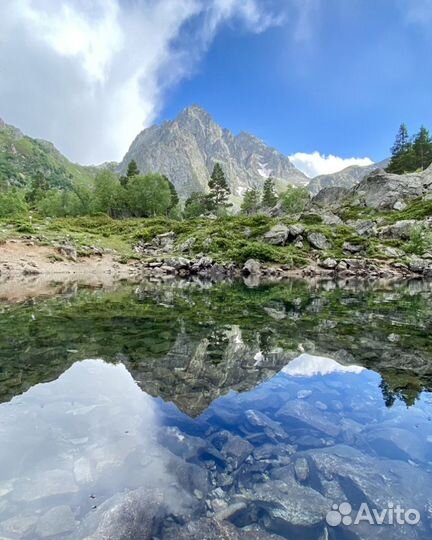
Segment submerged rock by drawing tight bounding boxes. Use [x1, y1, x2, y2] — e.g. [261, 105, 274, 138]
[76, 487, 166, 540]
[276, 400, 340, 438]
[36, 505, 77, 538]
[241, 477, 331, 531]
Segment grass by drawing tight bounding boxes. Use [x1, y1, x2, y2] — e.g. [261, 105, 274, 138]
[0, 210, 420, 266]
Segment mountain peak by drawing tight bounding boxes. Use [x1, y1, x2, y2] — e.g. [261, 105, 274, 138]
[120, 106, 308, 199]
[178, 104, 213, 123]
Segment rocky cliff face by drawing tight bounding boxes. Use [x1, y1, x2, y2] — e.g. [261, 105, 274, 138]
[119, 105, 308, 198]
[307, 159, 390, 195]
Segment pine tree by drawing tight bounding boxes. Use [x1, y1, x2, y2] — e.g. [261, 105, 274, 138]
[127, 160, 140, 178]
[386, 124, 413, 174]
[413, 126, 432, 171]
[262, 177, 278, 208]
[241, 187, 260, 215]
[162, 175, 179, 210]
[391, 123, 410, 156]
[208, 163, 231, 210]
[120, 160, 140, 187]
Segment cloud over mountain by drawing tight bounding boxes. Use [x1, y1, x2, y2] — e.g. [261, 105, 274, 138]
[288, 151, 373, 178]
[0, 0, 282, 165]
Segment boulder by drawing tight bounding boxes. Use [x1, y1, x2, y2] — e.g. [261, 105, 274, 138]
[319, 258, 337, 270]
[307, 232, 331, 250]
[353, 169, 424, 210]
[309, 187, 351, 211]
[241, 477, 331, 531]
[287, 224, 305, 238]
[76, 487, 166, 540]
[153, 231, 176, 248]
[381, 246, 405, 258]
[409, 256, 432, 274]
[36, 506, 77, 538]
[321, 212, 343, 226]
[263, 224, 289, 245]
[294, 457, 310, 482]
[378, 220, 419, 240]
[342, 242, 363, 254]
[244, 409, 287, 440]
[293, 236, 304, 248]
[276, 400, 340, 437]
[57, 244, 78, 262]
[221, 434, 254, 469]
[178, 237, 196, 252]
[346, 219, 377, 237]
[162, 518, 282, 539]
[243, 259, 261, 275]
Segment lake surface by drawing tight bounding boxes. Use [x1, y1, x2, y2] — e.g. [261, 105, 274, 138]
[0, 278, 432, 539]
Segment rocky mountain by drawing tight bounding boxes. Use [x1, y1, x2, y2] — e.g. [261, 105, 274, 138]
[307, 158, 390, 195]
[0, 117, 93, 189]
[119, 105, 308, 199]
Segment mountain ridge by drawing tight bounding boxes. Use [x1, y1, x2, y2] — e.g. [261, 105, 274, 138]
[307, 158, 390, 195]
[119, 105, 308, 199]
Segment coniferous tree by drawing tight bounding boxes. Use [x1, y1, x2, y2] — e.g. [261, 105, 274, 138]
[241, 187, 260, 215]
[120, 160, 140, 187]
[413, 126, 432, 171]
[163, 175, 179, 210]
[391, 123, 410, 156]
[208, 163, 231, 210]
[262, 177, 278, 208]
[386, 124, 413, 174]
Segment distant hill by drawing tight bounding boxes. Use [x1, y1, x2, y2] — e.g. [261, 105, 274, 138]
[307, 159, 390, 195]
[0, 118, 93, 190]
[119, 105, 308, 199]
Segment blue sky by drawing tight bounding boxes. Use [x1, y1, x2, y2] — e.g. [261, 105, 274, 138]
[0, 0, 431, 175]
[161, 0, 432, 175]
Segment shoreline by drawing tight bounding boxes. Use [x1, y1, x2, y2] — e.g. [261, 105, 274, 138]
[0, 239, 428, 303]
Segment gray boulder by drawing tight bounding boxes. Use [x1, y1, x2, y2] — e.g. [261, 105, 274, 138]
[163, 518, 283, 539]
[321, 212, 343, 226]
[381, 246, 405, 258]
[221, 433, 254, 469]
[178, 237, 196, 252]
[309, 187, 351, 211]
[241, 477, 331, 530]
[263, 224, 289, 245]
[352, 169, 425, 210]
[342, 242, 363, 254]
[378, 220, 419, 240]
[346, 219, 377, 237]
[319, 258, 337, 269]
[276, 400, 340, 437]
[243, 259, 261, 275]
[409, 256, 432, 274]
[76, 487, 166, 540]
[153, 231, 176, 249]
[287, 224, 305, 238]
[307, 232, 331, 250]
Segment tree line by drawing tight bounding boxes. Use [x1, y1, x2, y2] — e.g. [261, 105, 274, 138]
[386, 123, 432, 174]
[0, 158, 310, 220]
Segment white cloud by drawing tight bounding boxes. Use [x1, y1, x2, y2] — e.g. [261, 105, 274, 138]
[288, 151, 373, 178]
[282, 353, 364, 377]
[0, 0, 283, 165]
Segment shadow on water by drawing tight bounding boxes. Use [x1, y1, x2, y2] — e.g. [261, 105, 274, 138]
[0, 277, 432, 539]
